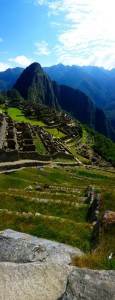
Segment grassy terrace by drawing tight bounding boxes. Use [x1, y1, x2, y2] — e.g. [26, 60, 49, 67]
[0, 165, 115, 269]
[7, 107, 66, 140]
[7, 107, 46, 127]
[45, 127, 66, 138]
[34, 134, 47, 154]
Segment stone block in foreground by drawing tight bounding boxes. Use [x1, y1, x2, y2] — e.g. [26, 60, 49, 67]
[60, 267, 115, 300]
[0, 229, 114, 300]
[0, 229, 83, 264]
[0, 229, 83, 300]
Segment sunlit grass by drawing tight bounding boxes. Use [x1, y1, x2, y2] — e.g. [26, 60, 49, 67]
[7, 107, 46, 126]
[82, 128, 87, 144]
[0, 211, 92, 252]
[0, 165, 115, 266]
[72, 224, 115, 270]
[34, 134, 47, 154]
[45, 127, 66, 138]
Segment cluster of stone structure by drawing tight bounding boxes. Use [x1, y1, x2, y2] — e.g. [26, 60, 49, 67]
[0, 112, 73, 162]
[37, 127, 67, 154]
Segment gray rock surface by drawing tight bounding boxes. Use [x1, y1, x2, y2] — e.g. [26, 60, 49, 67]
[0, 229, 82, 300]
[87, 192, 100, 223]
[0, 229, 83, 264]
[92, 210, 115, 246]
[0, 229, 115, 300]
[60, 268, 115, 300]
[0, 262, 71, 300]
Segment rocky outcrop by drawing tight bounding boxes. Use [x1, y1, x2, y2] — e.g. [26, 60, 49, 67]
[102, 210, 115, 225]
[86, 185, 95, 204]
[0, 229, 115, 300]
[0, 229, 83, 300]
[86, 186, 101, 223]
[87, 193, 101, 223]
[0, 262, 71, 300]
[0, 229, 83, 264]
[60, 267, 115, 300]
[92, 210, 115, 245]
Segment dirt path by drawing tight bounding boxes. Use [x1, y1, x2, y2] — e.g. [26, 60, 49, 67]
[0, 159, 79, 173]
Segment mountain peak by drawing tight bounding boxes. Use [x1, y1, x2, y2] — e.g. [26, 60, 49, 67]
[13, 62, 60, 110]
[25, 62, 43, 73]
[13, 62, 46, 100]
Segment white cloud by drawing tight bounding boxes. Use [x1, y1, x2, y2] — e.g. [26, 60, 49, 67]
[0, 38, 3, 43]
[34, 0, 115, 69]
[0, 62, 11, 71]
[54, 1, 115, 69]
[35, 0, 47, 5]
[50, 21, 62, 27]
[34, 41, 50, 55]
[8, 55, 33, 67]
[36, 0, 92, 15]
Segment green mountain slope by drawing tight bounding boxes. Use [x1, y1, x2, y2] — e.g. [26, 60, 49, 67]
[44, 64, 115, 130]
[14, 62, 59, 110]
[13, 62, 115, 141]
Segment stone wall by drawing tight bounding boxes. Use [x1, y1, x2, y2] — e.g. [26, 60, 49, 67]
[19, 151, 50, 161]
[0, 149, 19, 162]
[0, 115, 75, 163]
[51, 152, 74, 160]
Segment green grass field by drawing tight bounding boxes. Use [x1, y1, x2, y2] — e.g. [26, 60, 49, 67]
[34, 135, 47, 154]
[8, 107, 46, 126]
[0, 165, 115, 269]
[45, 127, 66, 138]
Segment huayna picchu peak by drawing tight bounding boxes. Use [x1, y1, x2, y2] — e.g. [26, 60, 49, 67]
[14, 62, 60, 110]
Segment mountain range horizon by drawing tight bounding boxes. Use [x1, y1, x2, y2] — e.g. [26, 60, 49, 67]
[0, 61, 115, 142]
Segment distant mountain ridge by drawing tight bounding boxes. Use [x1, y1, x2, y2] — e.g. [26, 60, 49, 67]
[0, 67, 24, 92]
[52, 82, 114, 139]
[44, 64, 115, 130]
[44, 64, 115, 108]
[12, 62, 115, 141]
[1, 64, 115, 109]
[1, 64, 114, 130]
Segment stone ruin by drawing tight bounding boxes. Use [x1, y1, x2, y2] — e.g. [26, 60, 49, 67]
[0, 114, 38, 162]
[37, 126, 70, 155]
[15, 123, 36, 152]
[0, 110, 112, 165]
[0, 113, 74, 162]
[77, 143, 111, 167]
[86, 185, 101, 224]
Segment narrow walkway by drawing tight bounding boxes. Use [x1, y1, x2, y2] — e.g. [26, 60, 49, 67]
[0, 159, 79, 173]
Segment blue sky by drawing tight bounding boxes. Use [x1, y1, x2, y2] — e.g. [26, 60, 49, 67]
[0, 0, 115, 71]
